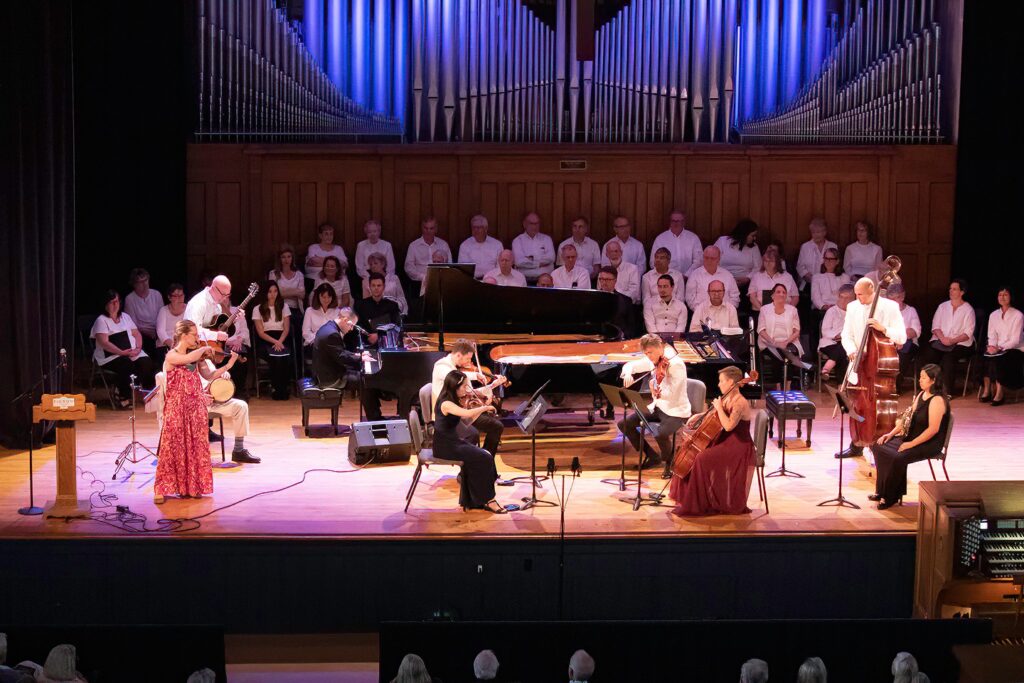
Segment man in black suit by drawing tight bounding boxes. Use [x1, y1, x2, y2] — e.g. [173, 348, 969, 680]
[353, 273, 402, 346]
[312, 307, 384, 420]
[596, 265, 638, 338]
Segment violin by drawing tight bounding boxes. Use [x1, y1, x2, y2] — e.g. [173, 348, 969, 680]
[671, 371, 758, 480]
[457, 347, 510, 410]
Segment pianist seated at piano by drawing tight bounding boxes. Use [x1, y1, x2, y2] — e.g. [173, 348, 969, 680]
[535, 272, 554, 288]
[596, 266, 639, 339]
[603, 240, 641, 304]
[643, 274, 688, 336]
[302, 283, 338, 347]
[757, 283, 804, 388]
[431, 340, 506, 461]
[689, 280, 739, 333]
[550, 243, 592, 290]
[482, 249, 527, 287]
[354, 273, 403, 347]
[311, 307, 382, 420]
[360, 252, 408, 316]
[642, 247, 685, 303]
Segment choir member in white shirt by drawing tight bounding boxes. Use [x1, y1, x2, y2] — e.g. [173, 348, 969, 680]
[252, 281, 293, 400]
[404, 215, 452, 297]
[818, 284, 855, 380]
[360, 252, 409, 315]
[643, 274, 688, 335]
[419, 249, 450, 296]
[795, 218, 838, 290]
[618, 334, 692, 465]
[482, 249, 527, 287]
[713, 219, 762, 290]
[183, 274, 232, 342]
[650, 210, 703, 276]
[885, 283, 921, 382]
[269, 244, 307, 312]
[843, 220, 884, 280]
[535, 273, 554, 288]
[305, 222, 349, 274]
[980, 286, 1024, 406]
[810, 248, 851, 311]
[154, 282, 186, 366]
[603, 240, 641, 303]
[123, 268, 163, 353]
[642, 247, 686, 303]
[757, 284, 803, 388]
[923, 279, 976, 394]
[302, 283, 338, 346]
[557, 216, 602, 279]
[689, 280, 739, 333]
[457, 214, 504, 279]
[311, 255, 352, 309]
[511, 212, 555, 282]
[602, 215, 647, 273]
[597, 266, 639, 338]
[91, 289, 155, 404]
[353, 219, 395, 279]
[748, 249, 799, 312]
[685, 246, 741, 310]
[550, 244, 592, 290]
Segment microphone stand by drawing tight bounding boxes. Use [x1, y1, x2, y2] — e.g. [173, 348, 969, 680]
[13, 357, 63, 516]
[765, 345, 805, 479]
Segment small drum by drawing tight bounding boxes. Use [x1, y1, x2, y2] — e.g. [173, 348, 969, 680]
[208, 377, 235, 402]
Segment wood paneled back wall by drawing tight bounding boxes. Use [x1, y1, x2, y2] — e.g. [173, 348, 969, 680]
[187, 144, 956, 315]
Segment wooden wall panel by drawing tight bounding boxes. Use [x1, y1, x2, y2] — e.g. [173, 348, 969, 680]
[187, 144, 957, 320]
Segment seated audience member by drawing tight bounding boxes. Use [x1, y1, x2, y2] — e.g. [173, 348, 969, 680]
[91, 289, 155, 403]
[685, 245, 741, 310]
[355, 273, 403, 346]
[535, 272, 554, 288]
[757, 284, 803, 387]
[981, 286, 1024, 406]
[651, 209, 703, 275]
[885, 282, 922, 382]
[270, 243, 306, 356]
[458, 214, 504, 279]
[739, 658, 769, 683]
[603, 214, 647, 273]
[186, 669, 216, 683]
[21, 644, 87, 683]
[643, 274, 688, 335]
[811, 247, 851, 311]
[551, 243, 592, 289]
[511, 211, 555, 283]
[155, 282, 186, 364]
[604, 239, 641, 303]
[764, 239, 789, 272]
[795, 218, 838, 291]
[313, 308, 380, 417]
[312, 255, 352, 308]
[361, 252, 409, 315]
[123, 267, 163, 354]
[689, 280, 739, 332]
[354, 219, 395, 279]
[796, 656, 827, 683]
[844, 219, 884, 279]
[597, 266, 638, 338]
[819, 284, 855, 380]
[473, 649, 499, 681]
[567, 649, 595, 683]
[714, 219, 762, 290]
[892, 651, 919, 683]
[252, 281, 293, 400]
[748, 248, 799, 312]
[0, 633, 31, 683]
[558, 215, 602, 279]
[390, 653, 438, 683]
[305, 222, 349, 274]
[922, 278, 976, 393]
[483, 249, 527, 287]
[642, 247, 685, 303]
[405, 215, 452, 300]
[303, 283, 338, 346]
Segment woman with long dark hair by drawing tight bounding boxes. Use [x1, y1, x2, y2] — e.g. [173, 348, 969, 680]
[90, 289, 155, 405]
[870, 363, 951, 509]
[713, 219, 762, 290]
[981, 286, 1024, 406]
[252, 281, 292, 400]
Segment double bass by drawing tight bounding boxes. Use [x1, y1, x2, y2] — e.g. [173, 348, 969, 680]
[840, 256, 902, 447]
[672, 370, 759, 480]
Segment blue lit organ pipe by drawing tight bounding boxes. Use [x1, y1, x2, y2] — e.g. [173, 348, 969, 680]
[781, 0, 801, 105]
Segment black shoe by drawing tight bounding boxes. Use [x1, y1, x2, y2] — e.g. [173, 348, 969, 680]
[877, 499, 897, 510]
[602, 405, 615, 420]
[979, 394, 992, 403]
[231, 449, 261, 464]
[208, 430, 223, 443]
[640, 449, 661, 470]
[834, 446, 864, 459]
[867, 494, 882, 501]
[991, 398, 1006, 407]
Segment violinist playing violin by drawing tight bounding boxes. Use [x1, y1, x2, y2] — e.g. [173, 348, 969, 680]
[431, 339, 507, 459]
[617, 334, 692, 468]
[670, 366, 756, 517]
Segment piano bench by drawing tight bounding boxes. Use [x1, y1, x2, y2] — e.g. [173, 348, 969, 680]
[765, 390, 816, 448]
[298, 378, 343, 437]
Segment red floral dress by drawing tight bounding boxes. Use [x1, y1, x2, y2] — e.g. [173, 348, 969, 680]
[155, 364, 213, 496]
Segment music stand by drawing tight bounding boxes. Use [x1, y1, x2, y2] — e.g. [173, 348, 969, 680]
[620, 394, 662, 511]
[511, 382, 558, 510]
[764, 346, 808, 479]
[112, 374, 157, 480]
[817, 387, 864, 509]
[598, 382, 639, 491]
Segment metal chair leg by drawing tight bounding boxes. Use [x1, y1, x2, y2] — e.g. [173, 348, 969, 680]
[404, 463, 424, 513]
[927, 459, 937, 480]
[942, 461, 950, 481]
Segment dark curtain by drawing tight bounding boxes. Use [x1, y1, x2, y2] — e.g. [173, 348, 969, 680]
[0, 1, 76, 447]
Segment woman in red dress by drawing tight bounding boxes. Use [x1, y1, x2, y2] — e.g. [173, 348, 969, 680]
[154, 319, 236, 504]
[671, 365, 756, 516]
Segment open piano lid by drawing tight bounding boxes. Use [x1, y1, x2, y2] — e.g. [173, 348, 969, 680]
[419, 263, 617, 334]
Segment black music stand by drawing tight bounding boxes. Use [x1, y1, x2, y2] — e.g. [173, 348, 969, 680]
[818, 387, 864, 509]
[112, 374, 157, 480]
[598, 382, 640, 491]
[621, 393, 662, 511]
[510, 383, 558, 510]
[764, 346, 808, 479]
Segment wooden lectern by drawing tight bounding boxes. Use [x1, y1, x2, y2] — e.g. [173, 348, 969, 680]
[33, 393, 95, 518]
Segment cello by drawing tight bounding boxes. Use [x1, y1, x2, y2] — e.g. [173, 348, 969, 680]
[839, 256, 902, 447]
[671, 370, 758, 480]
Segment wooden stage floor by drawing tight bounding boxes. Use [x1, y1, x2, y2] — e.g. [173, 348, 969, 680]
[2, 389, 1021, 540]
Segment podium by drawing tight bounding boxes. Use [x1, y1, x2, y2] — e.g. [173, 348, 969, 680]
[33, 394, 95, 518]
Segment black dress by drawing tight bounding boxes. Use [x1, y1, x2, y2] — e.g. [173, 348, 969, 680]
[433, 402, 497, 509]
[871, 392, 950, 504]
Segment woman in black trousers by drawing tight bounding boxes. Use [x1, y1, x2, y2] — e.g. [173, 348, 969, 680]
[433, 370, 507, 513]
[869, 363, 951, 510]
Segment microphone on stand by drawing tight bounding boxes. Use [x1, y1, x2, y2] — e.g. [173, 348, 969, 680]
[352, 324, 370, 336]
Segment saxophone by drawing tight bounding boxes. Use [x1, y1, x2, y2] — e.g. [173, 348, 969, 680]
[896, 403, 914, 437]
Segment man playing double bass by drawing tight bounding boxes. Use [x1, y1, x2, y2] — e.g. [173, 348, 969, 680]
[836, 276, 907, 459]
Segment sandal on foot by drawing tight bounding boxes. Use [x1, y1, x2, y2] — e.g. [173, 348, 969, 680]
[482, 500, 508, 514]
[153, 495, 166, 505]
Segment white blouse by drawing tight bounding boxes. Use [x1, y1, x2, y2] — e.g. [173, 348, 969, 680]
[811, 272, 851, 309]
[930, 301, 976, 347]
[987, 307, 1024, 352]
[123, 289, 164, 337]
[268, 269, 306, 312]
[355, 239, 396, 279]
[90, 314, 146, 366]
[361, 273, 409, 315]
[302, 306, 338, 345]
[749, 270, 799, 305]
[757, 304, 803, 354]
[901, 304, 922, 345]
[305, 243, 349, 273]
[714, 235, 762, 282]
[843, 241, 883, 278]
[251, 303, 292, 333]
[457, 236, 504, 278]
[155, 305, 185, 347]
[819, 306, 846, 349]
[311, 277, 351, 308]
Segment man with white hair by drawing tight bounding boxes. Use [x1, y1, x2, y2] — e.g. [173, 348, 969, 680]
[551, 243, 592, 289]
[511, 211, 555, 282]
[483, 249, 527, 287]
[604, 240, 641, 303]
[473, 649, 499, 681]
[557, 216, 602, 278]
[458, 215, 504, 279]
[568, 649, 595, 682]
[184, 274, 233, 342]
[650, 209, 703, 275]
[740, 658, 769, 683]
[684, 246, 741, 309]
[602, 214, 647, 273]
